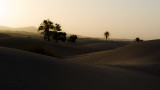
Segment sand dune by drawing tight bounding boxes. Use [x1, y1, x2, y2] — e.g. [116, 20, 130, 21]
[81, 41, 130, 51]
[72, 38, 130, 51]
[0, 37, 93, 58]
[0, 25, 38, 33]
[0, 32, 160, 89]
[67, 40, 160, 78]
[0, 30, 41, 38]
[0, 33, 11, 38]
[68, 39, 160, 65]
[0, 30, 130, 52]
[0, 46, 160, 90]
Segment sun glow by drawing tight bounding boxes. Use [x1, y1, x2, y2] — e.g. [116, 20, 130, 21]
[0, 0, 11, 20]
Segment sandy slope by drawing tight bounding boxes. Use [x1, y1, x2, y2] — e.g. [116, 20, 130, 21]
[0, 25, 38, 33]
[0, 37, 93, 58]
[67, 40, 160, 78]
[68, 39, 160, 65]
[0, 30, 130, 52]
[0, 33, 12, 38]
[0, 37, 130, 58]
[0, 46, 160, 90]
[0, 30, 41, 38]
[69, 38, 130, 51]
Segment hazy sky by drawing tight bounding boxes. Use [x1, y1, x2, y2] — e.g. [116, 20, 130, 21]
[0, 0, 160, 40]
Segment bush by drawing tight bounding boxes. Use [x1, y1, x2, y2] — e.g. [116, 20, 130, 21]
[59, 32, 67, 42]
[68, 35, 78, 43]
[52, 31, 66, 42]
[135, 37, 143, 42]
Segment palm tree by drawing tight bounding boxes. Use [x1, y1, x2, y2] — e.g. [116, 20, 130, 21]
[104, 31, 110, 40]
[38, 19, 54, 41]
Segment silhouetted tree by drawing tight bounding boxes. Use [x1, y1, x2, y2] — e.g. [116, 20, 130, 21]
[135, 37, 143, 42]
[51, 23, 63, 42]
[59, 32, 67, 42]
[55, 23, 62, 31]
[38, 19, 65, 42]
[104, 31, 110, 40]
[68, 35, 78, 43]
[52, 31, 59, 42]
[38, 19, 54, 41]
[52, 31, 66, 42]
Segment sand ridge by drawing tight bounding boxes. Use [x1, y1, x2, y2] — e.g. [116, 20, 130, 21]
[0, 35, 160, 89]
[0, 37, 93, 58]
[0, 33, 12, 38]
[68, 39, 160, 65]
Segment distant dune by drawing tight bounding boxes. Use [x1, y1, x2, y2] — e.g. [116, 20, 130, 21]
[67, 38, 131, 52]
[0, 25, 38, 33]
[0, 30, 41, 38]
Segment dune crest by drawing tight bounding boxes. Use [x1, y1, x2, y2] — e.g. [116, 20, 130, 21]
[0, 37, 94, 58]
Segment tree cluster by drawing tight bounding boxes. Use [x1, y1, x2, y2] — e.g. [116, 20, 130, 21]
[38, 19, 77, 43]
[39, 20, 144, 43]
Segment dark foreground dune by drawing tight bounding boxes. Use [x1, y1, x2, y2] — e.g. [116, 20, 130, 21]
[0, 46, 160, 90]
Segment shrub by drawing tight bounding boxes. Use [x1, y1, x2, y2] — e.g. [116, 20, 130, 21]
[135, 37, 143, 42]
[68, 35, 78, 43]
[52, 31, 66, 42]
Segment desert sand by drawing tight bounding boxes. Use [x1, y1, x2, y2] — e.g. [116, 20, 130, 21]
[0, 37, 94, 58]
[0, 46, 160, 90]
[68, 39, 160, 65]
[0, 33, 12, 38]
[0, 31, 160, 90]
